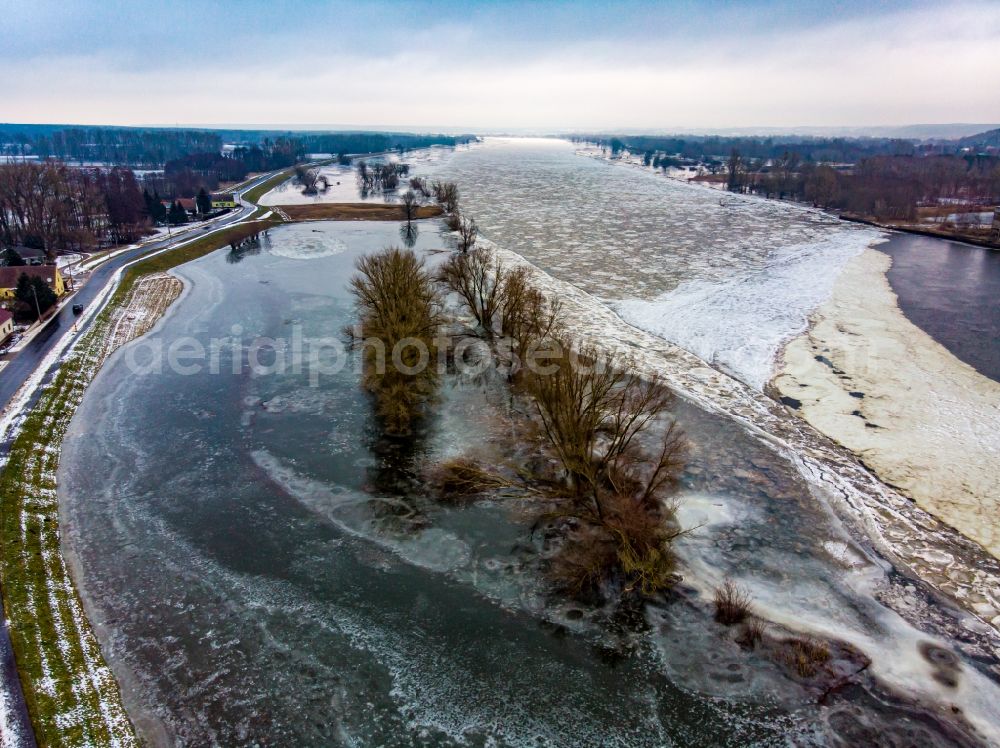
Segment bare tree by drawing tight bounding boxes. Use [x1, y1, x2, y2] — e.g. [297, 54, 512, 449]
[456, 215, 478, 253]
[432, 180, 460, 213]
[526, 342, 687, 516]
[726, 148, 743, 192]
[409, 176, 430, 197]
[401, 190, 419, 226]
[350, 246, 442, 434]
[438, 246, 505, 334]
[499, 267, 562, 368]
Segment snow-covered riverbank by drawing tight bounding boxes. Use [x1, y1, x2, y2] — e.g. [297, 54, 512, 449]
[483, 235, 1000, 613]
[477, 236, 1000, 741]
[773, 248, 1000, 559]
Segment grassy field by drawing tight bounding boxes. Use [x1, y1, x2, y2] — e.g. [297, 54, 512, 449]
[241, 168, 297, 205]
[1, 291, 145, 746]
[0, 211, 282, 746]
[278, 203, 444, 221]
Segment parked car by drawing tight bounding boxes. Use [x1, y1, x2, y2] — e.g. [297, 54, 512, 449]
[72, 304, 84, 315]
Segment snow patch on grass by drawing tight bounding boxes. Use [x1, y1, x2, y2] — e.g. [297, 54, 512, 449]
[0, 274, 180, 746]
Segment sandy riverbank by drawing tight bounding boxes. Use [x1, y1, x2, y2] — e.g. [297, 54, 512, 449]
[773, 248, 1000, 558]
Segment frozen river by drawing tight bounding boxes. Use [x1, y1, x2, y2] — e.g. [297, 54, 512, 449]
[422, 138, 881, 390]
[57, 142, 1000, 746]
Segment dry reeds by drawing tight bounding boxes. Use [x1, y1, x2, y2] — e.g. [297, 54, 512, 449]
[736, 616, 766, 649]
[427, 458, 515, 500]
[782, 637, 832, 678]
[714, 579, 752, 625]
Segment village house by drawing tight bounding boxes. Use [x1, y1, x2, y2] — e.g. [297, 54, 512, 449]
[0, 309, 13, 344]
[0, 265, 65, 300]
[161, 198, 199, 217]
[211, 192, 237, 209]
[10, 245, 46, 265]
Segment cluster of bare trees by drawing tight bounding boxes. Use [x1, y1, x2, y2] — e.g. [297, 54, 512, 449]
[527, 344, 687, 598]
[438, 249, 559, 355]
[436, 246, 687, 600]
[294, 165, 329, 196]
[722, 149, 1000, 221]
[346, 237, 687, 602]
[423, 179, 475, 250]
[431, 181, 460, 213]
[408, 177, 430, 198]
[0, 162, 147, 257]
[356, 160, 410, 194]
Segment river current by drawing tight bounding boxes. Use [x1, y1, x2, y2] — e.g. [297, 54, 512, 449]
[59, 140, 1000, 746]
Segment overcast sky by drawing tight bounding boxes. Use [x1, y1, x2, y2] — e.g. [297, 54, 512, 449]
[2, 0, 999, 131]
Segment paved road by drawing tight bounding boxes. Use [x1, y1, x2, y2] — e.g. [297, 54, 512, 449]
[0, 169, 280, 748]
[0, 171, 276, 411]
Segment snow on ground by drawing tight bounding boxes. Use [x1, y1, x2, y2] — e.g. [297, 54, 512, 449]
[478, 235, 1000, 630]
[774, 248, 1000, 560]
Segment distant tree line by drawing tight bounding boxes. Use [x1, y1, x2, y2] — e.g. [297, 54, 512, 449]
[0, 162, 148, 257]
[573, 133, 994, 164]
[297, 132, 475, 156]
[579, 133, 1000, 222]
[0, 125, 475, 169]
[724, 151, 1000, 221]
[0, 126, 224, 167]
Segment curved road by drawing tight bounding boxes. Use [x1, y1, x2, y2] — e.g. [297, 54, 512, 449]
[0, 173, 279, 410]
[0, 168, 281, 747]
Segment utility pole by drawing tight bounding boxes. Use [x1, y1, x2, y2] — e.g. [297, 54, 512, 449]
[30, 284, 42, 322]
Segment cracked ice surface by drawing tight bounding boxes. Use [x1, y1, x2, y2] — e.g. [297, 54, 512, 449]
[424, 137, 882, 390]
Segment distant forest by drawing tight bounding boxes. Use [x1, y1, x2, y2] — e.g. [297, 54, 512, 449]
[575, 128, 1000, 163]
[0, 124, 476, 168]
[0, 126, 476, 256]
[0, 125, 474, 229]
[576, 130, 1000, 223]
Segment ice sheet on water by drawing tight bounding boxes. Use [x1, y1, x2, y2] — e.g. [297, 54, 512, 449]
[614, 233, 878, 390]
[265, 222, 349, 260]
[422, 138, 884, 390]
[251, 449, 473, 573]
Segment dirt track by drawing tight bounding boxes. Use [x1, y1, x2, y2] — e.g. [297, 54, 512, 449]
[276, 203, 444, 221]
